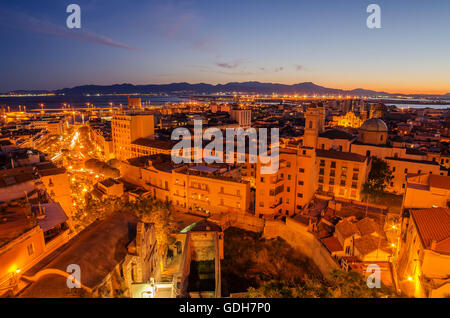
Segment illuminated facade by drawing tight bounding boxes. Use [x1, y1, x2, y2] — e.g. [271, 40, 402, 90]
[332, 110, 367, 128]
[112, 112, 155, 160]
[398, 208, 450, 298]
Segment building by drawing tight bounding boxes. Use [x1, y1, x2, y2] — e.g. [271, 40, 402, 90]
[0, 203, 70, 296]
[18, 213, 158, 298]
[332, 217, 391, 262]
[404, 174, 450, 209]
[331, 110, 367, 128]
[397, 208, 450, 298]
[120, 154, 251, 216]
[128, 96, 142, 109]
[112, 112, 155, 160]
[255, 147, 317, 217]
[230, 109, 252, 128]
[386, 158, 444, 194]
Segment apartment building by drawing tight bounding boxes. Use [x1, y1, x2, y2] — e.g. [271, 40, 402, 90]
[120, 154, 251, 216]
[397, 208, 450, 298]
[404, 174, 450, 209]
[385, 157, 444, 194]
[230, 109, 252, 128]
[0, 204, 70, 296]
[316, 149, 369, 201]
[111, 112, 155, 160]
[255, 147, 317, 217]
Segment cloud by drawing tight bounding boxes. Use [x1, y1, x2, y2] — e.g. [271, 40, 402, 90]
[215, 59, 249, 69]
[275, 66, 284, 72]
[295, 65, 303, 71]
[0, 9, 137, 51]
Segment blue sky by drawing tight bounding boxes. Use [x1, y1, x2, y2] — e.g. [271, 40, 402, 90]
[0, 0, 449, 93]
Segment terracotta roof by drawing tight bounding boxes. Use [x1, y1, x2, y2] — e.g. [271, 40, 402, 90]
[410, 208, 450, 254]
[354, 235, 390, 256]
[131, 138, 175, 150]
[319, 129, 355, 141]
[321, 236, 343, 253]
[356, 218, 382, 236]
[316, 149, 366, 163]
[335, 219, 361, 239]
[429, 175, 450, 190]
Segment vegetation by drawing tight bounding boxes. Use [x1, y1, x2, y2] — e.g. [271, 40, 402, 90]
[247, 269, 393, 298]
[361, 157, 394, 203]
[74, 195, 177, 257]
[221, 227, 323, 296]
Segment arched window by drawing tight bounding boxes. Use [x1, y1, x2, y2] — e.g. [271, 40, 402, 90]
[309, 121, 313, 129]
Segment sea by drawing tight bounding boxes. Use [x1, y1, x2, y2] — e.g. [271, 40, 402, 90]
[0, 95, 189, 112]
[0, 95, 449, 111]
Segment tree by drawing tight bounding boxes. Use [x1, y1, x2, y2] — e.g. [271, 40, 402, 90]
[132, 197, 177, 257]
[361, 157, 393, 211]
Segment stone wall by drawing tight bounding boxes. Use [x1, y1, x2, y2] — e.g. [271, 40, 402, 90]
[263, 218, 338, 278]
[212, 212, 338, 279]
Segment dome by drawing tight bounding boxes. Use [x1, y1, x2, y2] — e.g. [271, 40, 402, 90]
[360, 118, 388, 132]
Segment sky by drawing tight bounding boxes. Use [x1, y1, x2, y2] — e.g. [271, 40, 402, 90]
[0, 0, 449, 94]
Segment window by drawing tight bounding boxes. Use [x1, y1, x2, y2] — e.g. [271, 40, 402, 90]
[299, 168, 304, 173]
[331, 161, 336, 169]
[259, 201, 264, 207]
[340, 180, 346, 186]
[329, 178, 335, 185]
[352, 173, 358, 180]
[330, 170, 335, 177]
[298, 181, 304, 186]
[287, 186, 290, 193]
[404, 168, 408, 173]
[27, 243, 34, 256]
[302, 150, 306, 155]
[297, 193, 303, 198]
[319, 168, 324, 175]
[260, 177, 265, 182]
[287, 174, 292, 180]
[320, 160, 325, 167]
[319, 176, 324, 184]
[286, 162, 291, 168]
[309, 121, 313, 129]
[352, 182, 357, 189]
[393, 167, 396, 172]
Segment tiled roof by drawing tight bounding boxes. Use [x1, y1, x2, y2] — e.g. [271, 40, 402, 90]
[429, 175, 450, 190]
[354, 235, 390, 256]
[356, 217, 382, 236]
[319, 129, 355, 141]
[316, 149, 366, 163]
[411, 208, 450, 254]
[321, 236, 343, 253]
[131, 138, 176, 150]
[336, 219, 361, 239]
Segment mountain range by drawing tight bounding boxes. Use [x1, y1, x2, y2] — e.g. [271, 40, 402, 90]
[7, 82, 450, 98]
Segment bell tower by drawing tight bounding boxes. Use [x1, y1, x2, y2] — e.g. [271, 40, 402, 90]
[303, 106, 325, 148]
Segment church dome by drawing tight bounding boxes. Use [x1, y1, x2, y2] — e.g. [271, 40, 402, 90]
[360, 118, 388, 132]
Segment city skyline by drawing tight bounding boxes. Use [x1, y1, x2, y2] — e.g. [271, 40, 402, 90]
[1, 0, 450, 94]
